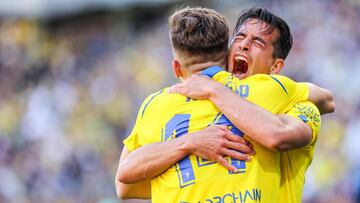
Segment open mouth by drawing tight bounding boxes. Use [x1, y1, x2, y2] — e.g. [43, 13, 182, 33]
[233, 56, 248, 79]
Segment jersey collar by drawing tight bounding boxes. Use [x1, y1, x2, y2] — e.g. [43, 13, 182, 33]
[200, 66, 224, 78]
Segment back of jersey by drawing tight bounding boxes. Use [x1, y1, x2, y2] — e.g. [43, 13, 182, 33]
[124, 66, 309, 203]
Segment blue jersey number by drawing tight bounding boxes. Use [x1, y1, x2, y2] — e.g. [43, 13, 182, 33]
[163, 114, 195, 188]
[212, 114, 246, 174]
[164, 113, 246, 188]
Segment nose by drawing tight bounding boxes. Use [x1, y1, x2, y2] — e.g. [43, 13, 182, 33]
[238, 37, 251, 51]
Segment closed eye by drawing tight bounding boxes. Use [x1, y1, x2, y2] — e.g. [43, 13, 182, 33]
[253, 37, 266, 47]
[235, 35, 245, 41]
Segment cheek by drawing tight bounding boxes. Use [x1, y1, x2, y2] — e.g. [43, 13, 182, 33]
[253, 50, 273, 65]
[250, 57, 270, 73]
[226, 56, 232, 72]
[227, 51, 236, 72]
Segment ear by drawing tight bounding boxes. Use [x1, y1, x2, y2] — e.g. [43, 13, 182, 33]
[172, 59, 183, 79]
[270, 58, 284, 74]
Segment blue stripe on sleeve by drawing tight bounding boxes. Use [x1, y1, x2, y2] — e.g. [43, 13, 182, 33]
[201, 66, 224, 78]
[298, 114, 309, 123]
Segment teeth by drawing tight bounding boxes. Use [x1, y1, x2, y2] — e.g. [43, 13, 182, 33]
[235, 56, 247, 62]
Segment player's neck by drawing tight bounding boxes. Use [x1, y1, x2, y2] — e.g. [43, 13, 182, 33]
[181, 61, 225, 80]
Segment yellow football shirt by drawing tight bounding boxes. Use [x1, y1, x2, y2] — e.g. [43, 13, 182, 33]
[124, 66, 309, 203]
[279, 101, 321, 203]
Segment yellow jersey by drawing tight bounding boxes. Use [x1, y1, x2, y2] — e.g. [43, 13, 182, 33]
[279, 101, 321, 203]
[124, 66, 309, 203]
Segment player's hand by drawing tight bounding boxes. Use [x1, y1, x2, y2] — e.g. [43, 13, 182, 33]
[185, 125, 254, 172]
[169, 74, 220, 100]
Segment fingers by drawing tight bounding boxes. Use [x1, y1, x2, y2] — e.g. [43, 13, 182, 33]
[221, 148, 251, 162]
[225, 133, 249, 146]
[192, 125, 255, 172]
[225, 141, 253, 155]
[216, 125, 249, 146]
[168, 84, 184, 94]
[216, 125, 255, 155]
[246, 142, 255, 154]
[216, 156, 237, 172]
[215, 125, 231, 132]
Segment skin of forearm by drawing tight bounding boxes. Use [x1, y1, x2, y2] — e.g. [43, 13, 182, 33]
[306, 83, 335, 114]
[117, 136, 190, 184]
[272, 114, 312, 151]
[208, 84, 287, 150]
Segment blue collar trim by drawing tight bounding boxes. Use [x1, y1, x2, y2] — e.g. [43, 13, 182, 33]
[201, 66, 224, 78]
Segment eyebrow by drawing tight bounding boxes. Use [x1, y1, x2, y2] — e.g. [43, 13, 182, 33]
[234, 30, 246, 37]
[234, 31, 267, 45]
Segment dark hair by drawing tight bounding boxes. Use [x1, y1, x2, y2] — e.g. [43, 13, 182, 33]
[169, 7, 229, 66]
[234, 7, 293, 59]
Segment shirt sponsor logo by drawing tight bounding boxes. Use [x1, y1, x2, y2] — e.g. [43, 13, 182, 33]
[180, 188, 262, 203]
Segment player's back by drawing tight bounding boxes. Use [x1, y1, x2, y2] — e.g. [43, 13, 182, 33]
[125, 66, 309, 203]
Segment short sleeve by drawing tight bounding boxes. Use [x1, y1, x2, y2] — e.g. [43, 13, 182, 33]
[286, 101, 321, 146]
[123, 103, 145, 152]
[123, 122, 142, 152]
[123, 90, 164, 151]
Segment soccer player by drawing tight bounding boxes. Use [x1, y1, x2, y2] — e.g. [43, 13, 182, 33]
[169, 8, 334, 203]
[115, 7, 332, 202]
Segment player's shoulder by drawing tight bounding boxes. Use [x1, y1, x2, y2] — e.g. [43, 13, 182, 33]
[139, 87, 168, 117]
[145, 87, 187, 102]
[268, 74, 296, 83]
[140, 87, 187, 117]
[247, 73, 289, 79]
[142, 87, 168, 105]
[245, 74, 301, 96]
[244, 74, 294, 86]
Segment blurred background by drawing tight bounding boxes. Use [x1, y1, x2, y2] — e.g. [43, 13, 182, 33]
[0, 0, 359, 202]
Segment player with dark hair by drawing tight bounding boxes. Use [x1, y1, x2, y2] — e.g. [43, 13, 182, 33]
[170, 7, 334, 203]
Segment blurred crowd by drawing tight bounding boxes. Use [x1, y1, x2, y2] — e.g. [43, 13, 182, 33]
[0, 0, 359, 203]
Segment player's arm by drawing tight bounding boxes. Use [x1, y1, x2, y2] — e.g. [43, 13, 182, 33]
[169, 75, 314, 151]
[115, 147, 151, 199]
[116, 87, 252, 198]
[305, 82, 335, 114]
[115, 93, 156, 199]
[116, 125, 252, 184]
[207, 83, 312, 151]
[285, 101, 321, 148]
[116, 135, 189, 185]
